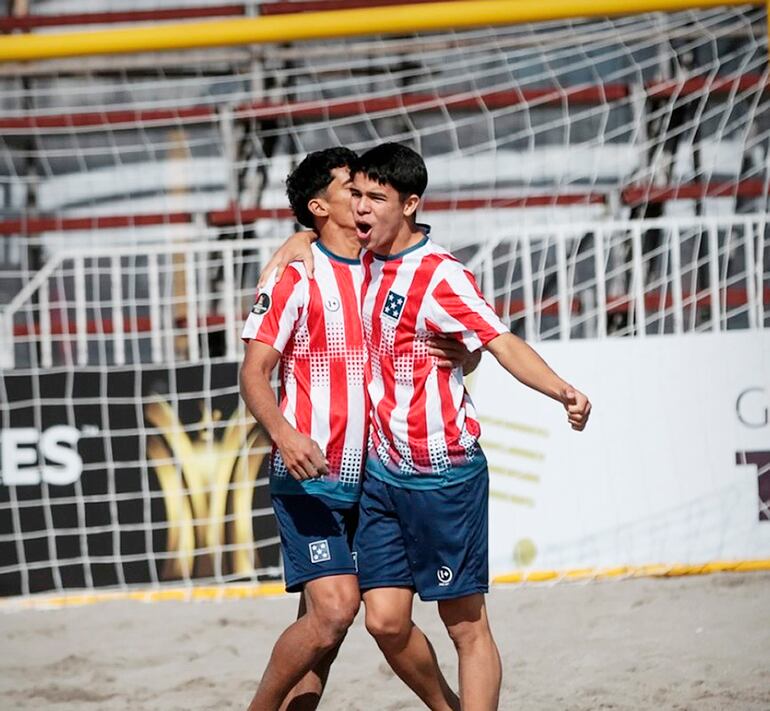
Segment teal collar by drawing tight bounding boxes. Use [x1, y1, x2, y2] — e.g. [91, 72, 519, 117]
[316, 239, 360, 265]
[373, 234, 429, 261]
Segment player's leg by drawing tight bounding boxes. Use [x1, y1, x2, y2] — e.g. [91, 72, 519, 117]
[279, 593, 344, 711]
[355, 474, 458, 710]
[280, 644, 342, 711]
[397, 472, 497, 709]
[247, 495, 360, 711]
[247, 574, 359, 711]
[437, 593, 501, 711]
[363, 586, 459, 710]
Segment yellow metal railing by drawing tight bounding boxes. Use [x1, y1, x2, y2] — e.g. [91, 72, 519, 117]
[0, 0, 764, 63]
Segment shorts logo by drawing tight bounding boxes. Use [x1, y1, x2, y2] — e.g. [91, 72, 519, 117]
[309, 539, 331, 564]
[251, 292, 271, 316]
[437, 565, 453, 586]
[382, 291, 405, 321]
[325, 297, 341, 312]
[351, 551, 358, 573]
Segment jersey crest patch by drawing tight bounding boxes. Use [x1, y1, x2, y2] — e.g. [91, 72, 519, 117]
[382, 290, 406, 321]
[251, 292, 271, 316]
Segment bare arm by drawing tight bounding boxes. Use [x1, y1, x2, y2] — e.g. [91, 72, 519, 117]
[485, 332, 591, 431]
[258, 231, 317, 288]
[240, 339, 328, 479]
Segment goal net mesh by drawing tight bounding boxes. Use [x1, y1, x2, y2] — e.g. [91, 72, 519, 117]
[0, 3, 767, 596]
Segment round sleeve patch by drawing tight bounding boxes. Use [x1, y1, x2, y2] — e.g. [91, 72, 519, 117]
[251, 292, 271, 316]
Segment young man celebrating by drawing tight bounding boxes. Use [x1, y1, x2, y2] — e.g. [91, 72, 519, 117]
[241, 147, 469, 711]
[241, 147, 365, 711]
[265, 142, 591, 710]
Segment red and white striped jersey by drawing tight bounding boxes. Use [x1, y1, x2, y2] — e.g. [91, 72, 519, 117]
[241, 241, 367, 502]
[361, 235, 508, 488]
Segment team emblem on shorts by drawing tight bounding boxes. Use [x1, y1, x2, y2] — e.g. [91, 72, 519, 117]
[251, 292, 271, 316]
[309, 539, 331, 564]
[382, 290, 406, 321]
[437, 565, 453, 586]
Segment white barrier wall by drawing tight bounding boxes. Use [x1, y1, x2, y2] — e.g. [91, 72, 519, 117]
[470, 331, 770, 577]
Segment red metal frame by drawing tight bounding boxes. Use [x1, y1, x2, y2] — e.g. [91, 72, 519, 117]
[0, 6, 245, 32]
[2, 74, 764, 132]
[622, 178, 768, 205]
[2, 177, 766, 236]
[0, 1, 464, 31]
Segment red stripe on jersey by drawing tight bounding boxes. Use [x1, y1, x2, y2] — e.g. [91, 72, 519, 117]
[335, 261, 364, 349]
[361, 251, 376, 394]
[368, 260, 397, 355]
[327, 262, 355, 452]
[307, 277, 328, 350]
[361, 251, 375, 311]
[368, 260, 400, 451]
[255, 268, 302, 346]
[402, 253, 445, 466]
[396, 252, 443, 342]
[432, 274, 503, 345]
[465, 407, 481, 438]
[292, 353, 312, 435]
[436, 367, 462, 444]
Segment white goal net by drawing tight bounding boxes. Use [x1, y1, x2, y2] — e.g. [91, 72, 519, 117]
[0, 1, 767, 597]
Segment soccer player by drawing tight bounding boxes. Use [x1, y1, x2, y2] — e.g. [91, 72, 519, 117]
[264, 142, 591, 710]
[240, 147, 364, 711]
[240, 147, 469, 711]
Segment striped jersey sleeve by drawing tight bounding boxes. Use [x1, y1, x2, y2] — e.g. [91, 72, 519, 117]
[426, 259, 508, 352]
[241, 265, 307, 352]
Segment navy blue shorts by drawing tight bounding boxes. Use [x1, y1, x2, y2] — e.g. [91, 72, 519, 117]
[271, 493, 359, 593]
[353, 471, 489, 601]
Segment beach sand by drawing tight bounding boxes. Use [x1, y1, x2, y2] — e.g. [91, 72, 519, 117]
[2, 572, 769, 710]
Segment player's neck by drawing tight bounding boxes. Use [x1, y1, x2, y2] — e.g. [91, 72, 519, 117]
[317, 222, 361, 260]
[374, 222, 425, 258]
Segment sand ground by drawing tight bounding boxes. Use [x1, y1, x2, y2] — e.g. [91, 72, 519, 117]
[1, 572, 769, 710]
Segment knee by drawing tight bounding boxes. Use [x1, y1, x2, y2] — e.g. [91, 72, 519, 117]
[364, 608, 411, 647]
[439, 601, 490, 651]
[444, 618, 485, 650]
[311, 591, 359, 647]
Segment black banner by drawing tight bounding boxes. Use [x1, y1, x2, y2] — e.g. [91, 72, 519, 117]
[0, 361, 278, 596]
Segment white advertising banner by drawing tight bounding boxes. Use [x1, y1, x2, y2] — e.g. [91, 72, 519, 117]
[469, 331, 770, 577]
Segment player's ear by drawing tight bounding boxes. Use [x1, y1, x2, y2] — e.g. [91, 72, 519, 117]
[308, 197, 328, 218]
[402, 194, 420, 218]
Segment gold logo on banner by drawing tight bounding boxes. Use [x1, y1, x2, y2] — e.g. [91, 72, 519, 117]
[145, 400, 270, 580]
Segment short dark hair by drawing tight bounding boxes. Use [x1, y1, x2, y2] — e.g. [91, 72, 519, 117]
[352, 142, 428, 199]
[285, 147, 358, 228]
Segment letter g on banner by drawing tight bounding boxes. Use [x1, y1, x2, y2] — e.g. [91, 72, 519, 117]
[736, 387, 768, 429]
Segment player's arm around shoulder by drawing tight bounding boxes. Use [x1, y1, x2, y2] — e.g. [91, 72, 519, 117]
[258, 230, 317, 288]
[485, 332, 591, 431]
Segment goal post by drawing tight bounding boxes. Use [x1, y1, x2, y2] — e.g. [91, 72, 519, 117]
[0, 0, 768, 601]
[0, 0, 762, 62]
